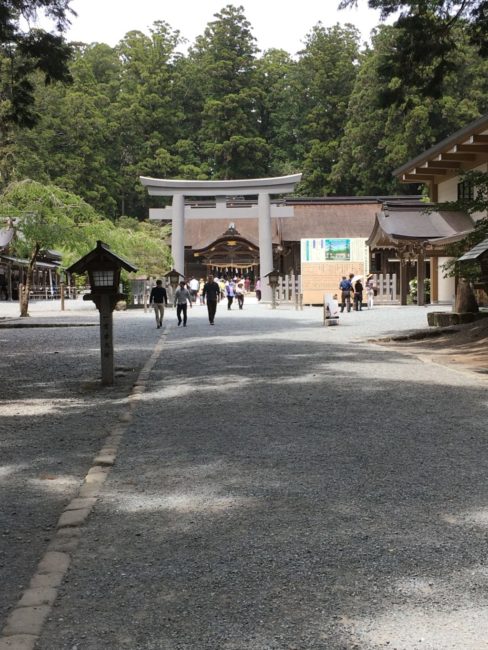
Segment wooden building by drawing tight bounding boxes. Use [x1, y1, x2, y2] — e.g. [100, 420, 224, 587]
[392, 113, 488, 303]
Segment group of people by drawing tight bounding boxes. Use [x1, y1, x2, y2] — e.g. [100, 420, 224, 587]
[338, 273, 376, 313]
[148, 274, 254, 328]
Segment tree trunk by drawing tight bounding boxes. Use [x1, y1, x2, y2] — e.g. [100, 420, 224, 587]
[455, 277, 479, 313]
[20, 243, 40, 317]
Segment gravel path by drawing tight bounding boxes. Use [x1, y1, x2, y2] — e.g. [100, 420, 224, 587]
[2, 301, 488, 649]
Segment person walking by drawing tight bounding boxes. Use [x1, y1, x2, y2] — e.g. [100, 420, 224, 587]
[189, 276, 199, 303]
[174, 280, 192, 326]
[225, 279, 235, 310]
[202, 274, 221, 325]
[353, 278, 364, 311]
[255, 278, 262, 301]
[339, 276, 353, 313]
[235, 280, 245, 309]
[366, 274, 375, 309]
[148, 279, 168, 329]
[199, 278, 205, 304]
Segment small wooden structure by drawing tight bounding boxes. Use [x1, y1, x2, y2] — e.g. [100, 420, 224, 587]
[458, 237, 488, 293]
[67, 241, 137, 385]
[367, 201, 474, 305]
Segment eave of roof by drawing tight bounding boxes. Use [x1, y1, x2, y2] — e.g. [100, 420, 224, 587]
[0, 254, 58, 268]
[367, 204, 474, 248]
[458, 237, 488, 261]
[393, 113, 488, 184]
[192, 232, 260, 252]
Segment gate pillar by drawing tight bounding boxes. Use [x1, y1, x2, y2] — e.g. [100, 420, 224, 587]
[258, 192, 273, 302]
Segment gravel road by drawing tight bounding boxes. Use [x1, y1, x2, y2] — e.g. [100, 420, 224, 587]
[2, 300, 488, 650]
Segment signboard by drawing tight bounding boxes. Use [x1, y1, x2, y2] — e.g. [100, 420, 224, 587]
[301, 238, 351, 263]
[300, 237, 369, 304]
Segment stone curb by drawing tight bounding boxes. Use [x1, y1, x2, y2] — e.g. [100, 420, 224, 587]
[0, 634, 38, 650]
[3, 607, 51, 637]
[57, 508, 92, 529]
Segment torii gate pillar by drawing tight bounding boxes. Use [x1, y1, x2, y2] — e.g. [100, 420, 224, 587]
[140, 174, 302, 304]
[172, 193, 185, 276]
[258, 192, 273, 302]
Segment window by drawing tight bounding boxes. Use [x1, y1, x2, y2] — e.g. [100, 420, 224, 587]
[457, 180, 474, 201]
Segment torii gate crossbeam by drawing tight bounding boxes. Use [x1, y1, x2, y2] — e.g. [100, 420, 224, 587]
[140, 174, 302, 302]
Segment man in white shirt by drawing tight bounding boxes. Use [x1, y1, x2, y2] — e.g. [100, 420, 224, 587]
[174, 281, 193, 326]
[189, 276, 199, 303]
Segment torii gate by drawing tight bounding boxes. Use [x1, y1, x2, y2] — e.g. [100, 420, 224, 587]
[140, 174, 302, 302]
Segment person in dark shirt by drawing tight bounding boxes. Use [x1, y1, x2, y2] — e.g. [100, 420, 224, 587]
[353, 279, 363, 311]
[149, 280, 168, 328]
[338, 276, 353, 313]
[202, 274, 221, 325]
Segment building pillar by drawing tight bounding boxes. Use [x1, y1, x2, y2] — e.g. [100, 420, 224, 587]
[172, 194, 185, 276]
[258, 192, 273, 302]
[400, 256, 408, 305]
[430, 256, 438, 303]
[417, 248, 425, 306]
[437, 256, 456, 304]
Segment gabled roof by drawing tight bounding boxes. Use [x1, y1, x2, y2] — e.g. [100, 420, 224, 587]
[458, 237, 488, 261]
[0, 228, 14, 249]
[393, 113, 488, 185]
[367, 202, 474, 248]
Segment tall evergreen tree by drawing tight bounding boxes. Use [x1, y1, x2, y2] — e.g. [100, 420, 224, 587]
[330, 24, 488, 195]
[339, 1, 488, 102]
[0, 1, 74, 129]
[293, 23, 361, 196]
[188, 5, 269, 179]
[255, 48, 300, 176]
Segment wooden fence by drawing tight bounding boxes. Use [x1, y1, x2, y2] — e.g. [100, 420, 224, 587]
[371, 273, 398, 304]
[275, 274, 303, 309]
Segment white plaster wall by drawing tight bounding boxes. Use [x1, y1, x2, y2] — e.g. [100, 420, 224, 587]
[438, 162, 488, 223]
[437, 177, 459, 202]
[437, 256, 456, 304]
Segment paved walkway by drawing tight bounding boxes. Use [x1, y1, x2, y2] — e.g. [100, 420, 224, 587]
[1, 301, 488, 649]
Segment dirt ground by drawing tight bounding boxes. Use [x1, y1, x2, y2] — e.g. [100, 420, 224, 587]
[374, 316, 488, 377]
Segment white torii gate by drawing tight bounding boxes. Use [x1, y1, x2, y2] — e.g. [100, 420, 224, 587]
[140, 174, 302, 302]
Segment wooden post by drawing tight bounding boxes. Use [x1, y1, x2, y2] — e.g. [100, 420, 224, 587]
[143, 280, 148, 313]
[60, 282, 65, 311]
[99, 294, 114, 386]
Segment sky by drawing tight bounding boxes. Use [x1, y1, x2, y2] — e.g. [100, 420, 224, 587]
[63, 0, 386, 54]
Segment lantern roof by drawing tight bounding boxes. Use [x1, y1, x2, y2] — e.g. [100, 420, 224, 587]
[66, 241, 138, 275]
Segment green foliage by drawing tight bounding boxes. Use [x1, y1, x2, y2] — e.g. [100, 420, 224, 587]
[187, 5, 269, 178]
[329, 24, 488, 195]
[408, 277, 431, 303]
[0, 180, 171, 277]
[4, 3, 488, 215]
[0, 1, 74, 128]
[338, 1, 488, 102]
[293, 23, 361, 195]
[0, 179, 100, 260]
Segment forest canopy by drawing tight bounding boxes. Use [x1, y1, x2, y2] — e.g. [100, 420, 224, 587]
[2, 3, 488, 219]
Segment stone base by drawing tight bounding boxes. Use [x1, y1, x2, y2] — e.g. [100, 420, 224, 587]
[427, 311, 477, 327]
